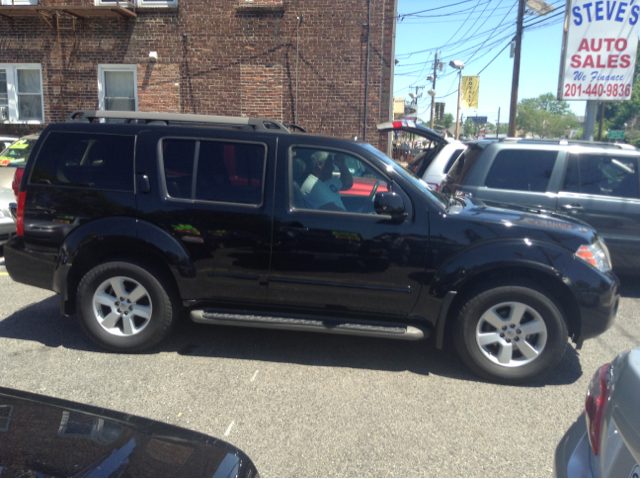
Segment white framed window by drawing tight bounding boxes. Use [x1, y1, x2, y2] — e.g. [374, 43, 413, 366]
[0, 0, 38, 5]
[0, 64, 44, 124]
[94, 0, 177, 7]
[98, 64, 138, 112]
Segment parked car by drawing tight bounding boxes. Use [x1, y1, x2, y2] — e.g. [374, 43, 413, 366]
[0, 135, 19, 152]
[435, 137, 640, 275]
[554, 346, 640, 477]
[0, 185, 16, 254]
[4, 111, 620, 384]
[0, 133, 40, 190]
[403, 137, 465, 190]
[0, 386, 258, 477]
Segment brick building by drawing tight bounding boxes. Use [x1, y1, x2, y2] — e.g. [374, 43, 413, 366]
[0, 0, 398, 152]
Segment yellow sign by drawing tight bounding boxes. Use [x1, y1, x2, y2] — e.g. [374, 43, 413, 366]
[461, 76, 479, 109]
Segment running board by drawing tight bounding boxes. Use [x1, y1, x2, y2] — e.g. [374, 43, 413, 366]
[190, 310, 426, 341]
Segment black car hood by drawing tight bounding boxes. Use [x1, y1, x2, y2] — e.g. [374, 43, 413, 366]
[0, 387, 258, 478]
[445, 197, 598, 250]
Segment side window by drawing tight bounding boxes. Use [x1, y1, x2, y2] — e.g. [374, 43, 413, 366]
[196, 140, 265, 205]
[162, 139, 195, 199]
[562, 154, 580, 193]
[443, 148, 465, 174]
[484, 149, 557, 192]
[572, 154, 639, 199]
[291, 147, 389, 214]
[30, 132, 135, 191]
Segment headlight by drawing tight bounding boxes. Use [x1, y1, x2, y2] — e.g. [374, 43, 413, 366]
[576, 238, 612, 273]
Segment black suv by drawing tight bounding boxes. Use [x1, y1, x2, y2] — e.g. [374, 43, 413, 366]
[439, 138, 640, 274]
[5, 113, 620, 384]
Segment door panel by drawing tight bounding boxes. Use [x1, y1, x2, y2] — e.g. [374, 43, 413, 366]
[269, 139, 427, 317]
[134, 131, 276, 304]
[558, 153, 640, 273]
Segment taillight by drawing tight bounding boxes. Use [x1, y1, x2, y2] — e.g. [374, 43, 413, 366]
[12, 168, 24, 202]
[16, 191, 26, 236]
[427, 182, 439, 191]
[585, 363, 612, 456]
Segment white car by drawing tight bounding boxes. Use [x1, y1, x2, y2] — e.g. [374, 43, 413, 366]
[0, 135, 18, 152]
[0, 186, 16, 253]
[407, 140, 465, 191]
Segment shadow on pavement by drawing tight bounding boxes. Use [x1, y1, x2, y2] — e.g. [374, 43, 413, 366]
[618, 275, 640, 299]
[0, 296, 583, 387]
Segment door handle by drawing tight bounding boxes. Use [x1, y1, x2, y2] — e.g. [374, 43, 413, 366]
[561, 204, 583, 211]
[136, 173, 151, 194]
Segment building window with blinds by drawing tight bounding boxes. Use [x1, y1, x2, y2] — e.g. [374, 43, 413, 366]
[0, 64, 44, 123]
[98, 65, 138, 113]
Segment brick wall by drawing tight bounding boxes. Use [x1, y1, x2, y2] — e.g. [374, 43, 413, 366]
[0, 0, 395, 150]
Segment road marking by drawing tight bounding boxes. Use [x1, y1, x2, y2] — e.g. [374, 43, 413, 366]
[250, 370, 259, 382]
[224, 421, 235, 436]
[0, 272, 8, 276]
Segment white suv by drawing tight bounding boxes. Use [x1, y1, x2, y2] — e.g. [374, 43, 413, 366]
[407, 140, 465, 190]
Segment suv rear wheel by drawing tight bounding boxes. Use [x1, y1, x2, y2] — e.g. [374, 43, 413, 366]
[453, 282, 568, 384]
[76, 261, 178, 352]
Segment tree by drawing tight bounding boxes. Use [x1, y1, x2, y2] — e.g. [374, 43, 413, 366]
[440, 113, 454, 129]
[516, 92, 580, 138]
[600, 41, 640, 146]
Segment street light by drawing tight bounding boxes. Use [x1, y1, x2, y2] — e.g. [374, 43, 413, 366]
[449, 59, 465, 140]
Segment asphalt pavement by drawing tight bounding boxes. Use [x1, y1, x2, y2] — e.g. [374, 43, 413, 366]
[1, 254, 639, 477]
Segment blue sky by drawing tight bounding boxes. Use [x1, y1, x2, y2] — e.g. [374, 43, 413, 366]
[393, 0, 587, 125]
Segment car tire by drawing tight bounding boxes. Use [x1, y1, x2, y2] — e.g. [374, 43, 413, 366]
[453, 282, 568, 384]
[76, 261, 178, 353]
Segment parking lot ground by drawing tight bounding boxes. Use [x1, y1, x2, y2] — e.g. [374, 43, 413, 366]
[1, 253, 639, 477]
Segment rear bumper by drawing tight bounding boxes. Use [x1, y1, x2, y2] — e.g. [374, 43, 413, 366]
[554, 413, 594, 478]
[4, 236, 57, 292]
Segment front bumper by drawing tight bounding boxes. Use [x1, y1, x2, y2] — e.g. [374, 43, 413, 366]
[569, 263, 620, 344]
[0, 215, 16, 246]
[554, 413, 594, 478]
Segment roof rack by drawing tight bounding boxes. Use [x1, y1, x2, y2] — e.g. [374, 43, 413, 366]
[66, 110, 292, 133]
[498, 137, 635, 149]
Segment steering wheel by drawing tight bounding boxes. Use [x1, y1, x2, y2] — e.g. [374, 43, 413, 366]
[363, 180, 380, 213]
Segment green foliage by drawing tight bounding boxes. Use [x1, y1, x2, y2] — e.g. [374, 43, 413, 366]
[600, 41, 640, 147]
[440, 113, 454, 129]
[516, 92, 580, 138]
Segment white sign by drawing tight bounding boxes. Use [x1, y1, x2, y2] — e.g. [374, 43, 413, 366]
[559, 0, 640, 101]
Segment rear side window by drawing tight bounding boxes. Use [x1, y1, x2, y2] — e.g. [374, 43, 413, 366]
[161, 138, 266, 205]
[443, 148, 464, 174]
[30, 132, 135, 191]
[562, 153, 640, 199]
[163, 139, 196, 199]
[484, 149, 557, 192]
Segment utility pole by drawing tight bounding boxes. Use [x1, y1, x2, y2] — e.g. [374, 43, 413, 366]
[455, 72, 462, 139]
[508, 0, 525, 137]
[496, 107, 500, 137]
[430, 52, 438, 129]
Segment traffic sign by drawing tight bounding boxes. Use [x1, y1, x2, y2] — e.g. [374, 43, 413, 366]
[471, 116, 488, 123]
[608, 130, 625, 139]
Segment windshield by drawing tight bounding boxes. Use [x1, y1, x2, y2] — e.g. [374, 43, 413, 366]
[0, 138, 36, 166]
[361, 143, 449, 210]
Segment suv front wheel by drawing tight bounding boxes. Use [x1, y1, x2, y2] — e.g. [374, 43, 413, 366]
[453, 282, 568, 384]
[76, 261, 178, 352]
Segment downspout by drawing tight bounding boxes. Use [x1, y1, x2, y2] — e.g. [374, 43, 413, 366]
[295, 15, 302, 125]
[363, 0, 371, 141]
[387, 0, 398, 156]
